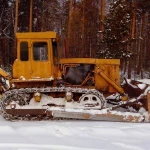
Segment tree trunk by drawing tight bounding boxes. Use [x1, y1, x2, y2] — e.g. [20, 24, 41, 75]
[29, 0, 33, 32]
[131, 0, 137, 39]
[99, 0, 105, 54]
[81, 0, 85, 57]
[67, 0, 74, 58]
[137, 13, 146, 78]
[128, 0, 137, 79]
[14, 0, 19, 33]
[100, 0, 105, 40]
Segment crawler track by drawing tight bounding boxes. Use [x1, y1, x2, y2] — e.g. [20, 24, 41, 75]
[0, 87, 105, 121]
[0, 87, 148, 122]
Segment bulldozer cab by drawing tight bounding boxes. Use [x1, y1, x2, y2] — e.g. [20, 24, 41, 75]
[13, 32, 58, 80]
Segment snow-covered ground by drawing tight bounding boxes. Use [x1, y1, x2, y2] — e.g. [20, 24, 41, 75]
[0, 116, 150, 150]
[0, 79, 150, 150]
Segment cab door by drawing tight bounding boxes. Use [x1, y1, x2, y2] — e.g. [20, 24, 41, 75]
[30, 40, 52, 79]
[13, 40, 32, 79]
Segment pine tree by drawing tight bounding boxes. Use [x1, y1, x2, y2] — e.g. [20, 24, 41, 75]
[100, 0, 132, 59]
[0, 0, 15, 66]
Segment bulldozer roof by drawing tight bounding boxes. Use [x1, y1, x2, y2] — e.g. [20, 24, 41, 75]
[16, 31, 57, 39]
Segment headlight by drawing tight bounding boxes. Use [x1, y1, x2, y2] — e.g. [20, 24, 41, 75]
[65, 91, 73, 102]
[34, 92, 41, 102]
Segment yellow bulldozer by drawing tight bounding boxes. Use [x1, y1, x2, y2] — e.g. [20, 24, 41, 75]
[0, 31, 150, 122]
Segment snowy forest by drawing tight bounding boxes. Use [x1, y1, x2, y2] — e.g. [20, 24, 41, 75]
[0, 0, 150, 79]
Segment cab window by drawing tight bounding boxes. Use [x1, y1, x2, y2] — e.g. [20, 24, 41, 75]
[20, 42, 28, 61]
[33, 42, 48, 61]
[52, 39, 58, 65]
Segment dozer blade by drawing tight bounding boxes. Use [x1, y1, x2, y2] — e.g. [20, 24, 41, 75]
[51, 108, 149, 123]
[4, 107, 148, 122]
[5, 109, 52, 116]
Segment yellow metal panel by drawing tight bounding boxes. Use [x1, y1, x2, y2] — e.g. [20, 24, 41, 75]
[60, 58, 120, 65]
[95, 59, 120, 65]
[12, 78, 53, 82]
[95, 65, 109, 92]
[16, 32, 57, 39]
[108, 65, 120, 93]
[60, 58, 96, 64]
[13, 59, 32, 79]
[30, 62, 52, 79]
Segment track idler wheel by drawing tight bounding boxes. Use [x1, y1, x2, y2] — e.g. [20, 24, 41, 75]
[79, 92, 105, 109]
